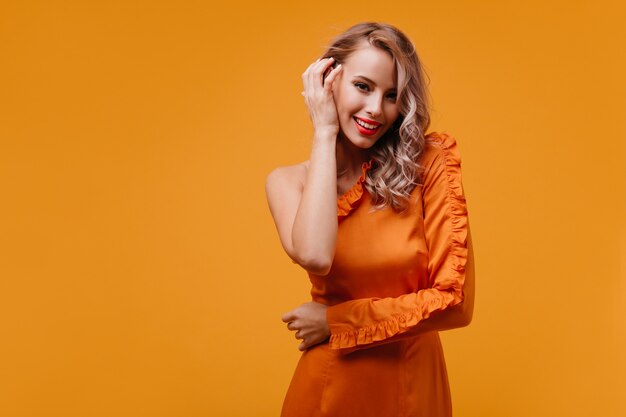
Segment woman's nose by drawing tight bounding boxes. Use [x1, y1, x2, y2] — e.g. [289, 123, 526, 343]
[365, 94, 383, 118]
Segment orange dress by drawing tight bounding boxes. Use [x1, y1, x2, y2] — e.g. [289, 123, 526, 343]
[280, 131, 469, 417]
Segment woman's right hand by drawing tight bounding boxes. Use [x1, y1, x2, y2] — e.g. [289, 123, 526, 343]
[301, 57, 343, 137]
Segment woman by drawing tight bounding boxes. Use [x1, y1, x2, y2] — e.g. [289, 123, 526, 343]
[265, 22, 475, 417]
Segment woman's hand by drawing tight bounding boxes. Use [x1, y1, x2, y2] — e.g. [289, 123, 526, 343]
[281, 301, 330, 351]
[301, 57, 343, 137]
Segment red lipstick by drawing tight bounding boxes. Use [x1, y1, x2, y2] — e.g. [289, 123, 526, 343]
[353, 116, 382, 136]
[355, 116, 382, 126]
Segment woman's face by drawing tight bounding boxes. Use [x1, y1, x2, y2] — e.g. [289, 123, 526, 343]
[332, 42, 400, 148]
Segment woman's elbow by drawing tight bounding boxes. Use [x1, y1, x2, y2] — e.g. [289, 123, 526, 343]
[456, 299, 474, 328]
[444, 294, 473, 329]
[296, 254, 333, 276]
[458, 309, 473, 327]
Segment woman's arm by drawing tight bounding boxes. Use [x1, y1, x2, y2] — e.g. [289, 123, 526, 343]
[417, 221, 475, 330]
[265, 131, 338, 275]
[265, 57, 343, 276]
[280, 225, 474, 352]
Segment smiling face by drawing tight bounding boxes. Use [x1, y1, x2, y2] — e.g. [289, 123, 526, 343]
[332, 41, 400, 148]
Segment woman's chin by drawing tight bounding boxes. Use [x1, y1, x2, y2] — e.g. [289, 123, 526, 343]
[338, 129, 381, 149]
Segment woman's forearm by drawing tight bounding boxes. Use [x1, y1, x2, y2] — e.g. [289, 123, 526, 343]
[291, 130, 338, 275]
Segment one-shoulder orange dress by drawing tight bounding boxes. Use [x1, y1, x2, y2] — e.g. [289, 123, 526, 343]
[280, 131, 469, 417]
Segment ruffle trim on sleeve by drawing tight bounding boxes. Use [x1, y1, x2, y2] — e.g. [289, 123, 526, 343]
[428, 131, 468, 283]
[337, 158, 375, 219]
[328, 290, 462, 349]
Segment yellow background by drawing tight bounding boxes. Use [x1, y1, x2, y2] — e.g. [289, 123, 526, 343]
[1, 1, 624, 416]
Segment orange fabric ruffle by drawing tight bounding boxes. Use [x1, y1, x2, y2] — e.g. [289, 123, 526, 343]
[336, 158, 375, 219]
[433, 132, 468, 283]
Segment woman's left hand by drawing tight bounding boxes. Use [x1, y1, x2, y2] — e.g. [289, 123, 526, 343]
[281, 301, 330, 351]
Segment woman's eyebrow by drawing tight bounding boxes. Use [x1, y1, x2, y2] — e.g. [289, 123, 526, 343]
[353, 75, 397, 91]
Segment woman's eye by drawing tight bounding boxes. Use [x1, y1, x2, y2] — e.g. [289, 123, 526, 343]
[354, 82, 369, 91]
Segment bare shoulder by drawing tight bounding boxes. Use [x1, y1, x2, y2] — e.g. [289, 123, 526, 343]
[265, 160, 309, 191]
[265, 160, 310, 263]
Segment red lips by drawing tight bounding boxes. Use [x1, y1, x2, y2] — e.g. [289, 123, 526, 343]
[353, 117, 381, 136]
[354, 116, 382, 127]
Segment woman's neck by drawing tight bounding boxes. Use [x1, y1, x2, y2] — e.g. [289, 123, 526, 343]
[335, 133, 370, 179]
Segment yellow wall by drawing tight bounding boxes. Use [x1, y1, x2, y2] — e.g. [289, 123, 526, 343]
[1, 1, 624, 416]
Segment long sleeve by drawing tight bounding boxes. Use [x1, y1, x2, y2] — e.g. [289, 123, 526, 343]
[325, 132, 469, 350]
